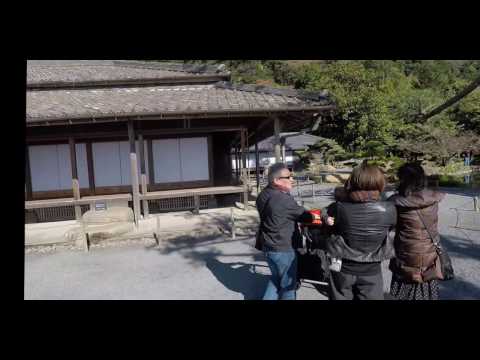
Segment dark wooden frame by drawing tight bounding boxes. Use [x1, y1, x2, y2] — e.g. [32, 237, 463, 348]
[25, 145, 33, 201]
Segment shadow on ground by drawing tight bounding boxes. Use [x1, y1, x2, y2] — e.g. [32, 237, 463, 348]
[146, 228, 271, 299]
[206, 258, 270, 300]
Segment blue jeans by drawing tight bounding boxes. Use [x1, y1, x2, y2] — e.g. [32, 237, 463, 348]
[263, 250, 297, 300]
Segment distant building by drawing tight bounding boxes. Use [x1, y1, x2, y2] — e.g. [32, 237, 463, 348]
[231, 132, 322, 171]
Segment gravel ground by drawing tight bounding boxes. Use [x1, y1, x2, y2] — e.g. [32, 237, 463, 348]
[25, 185, 479, 300]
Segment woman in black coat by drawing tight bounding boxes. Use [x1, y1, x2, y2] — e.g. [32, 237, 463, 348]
[322, 163, 397, 300]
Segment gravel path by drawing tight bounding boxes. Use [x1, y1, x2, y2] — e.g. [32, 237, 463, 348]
[25, 186, 479, 300]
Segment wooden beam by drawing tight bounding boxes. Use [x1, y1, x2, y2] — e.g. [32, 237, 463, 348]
[127, 120, 136, 153]
[138, 134, 146, 174]
[86, 141, 95, 193]
[25, 145, 33, 201]
[141, 174, 149, 217]
[208, 135, 214, 185]
[273, 116, 282, 163]
[255, 138, 260, 194]
[128, 120, 141, 226]
[147, 139, 155, 186]
[240, 129, 248, 210]
[235, 147, 240, 178]
[69, 137, 78, 180]
[69, 137, 82, 220]
[27, 127, 247, 144]
[193, 195, 200, 215]
[241, 129, 247, 170]
[138, 134, 149, 217]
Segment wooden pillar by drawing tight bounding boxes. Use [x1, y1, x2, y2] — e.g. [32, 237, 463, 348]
[240, 129, 246, 178]
[138, 134, 149, 218]
[69, 137, 82, 220]
[86, 141, 95, 194]
[128, 120, 141, 227]
[274, 116, 282, 164]
[241, 130, 248, 210]
[25, 145, 33, 201]
[255, 138, 260, 194]
[193, 195, 200, 215]
[235, 147, 240, 178]
[147, 139, 155, 185]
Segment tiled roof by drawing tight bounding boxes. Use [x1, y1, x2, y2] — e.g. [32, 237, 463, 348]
[27, 60, 229, 87]
[248, 132, 322, 151]
[26, 83, 334, 124]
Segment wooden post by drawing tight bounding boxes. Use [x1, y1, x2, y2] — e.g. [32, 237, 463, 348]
[273, 116, 282, 164]
[193, 195, 200, 215]
[241, 130, 248, 210]
[69, 137, 82, 220]
[25, 145, 33, 201]
[86, 142, 95, 194]
[243, 189, 249, 210]
[80, 217, 89, 252]
[230, 208, 236, 240]
[147, 139, 155, 185]
[154, 215, 160, 245]
[235, 147, 240, 178]
[138, 134, 149, 218]
[128, 120, 141, 227]
[255, 138, 260, 194]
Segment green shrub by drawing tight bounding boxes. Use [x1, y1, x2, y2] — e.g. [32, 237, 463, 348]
[438, 175, 466, 187]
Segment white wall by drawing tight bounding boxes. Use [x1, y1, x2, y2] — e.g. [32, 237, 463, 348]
[92, 140, 149, 187]
[29, 144, 89, 191]
[152, 138, 182, 183]
[180, 137, 209, 181]
[29, 136, 205, 193]
[152, 137, 209, 183]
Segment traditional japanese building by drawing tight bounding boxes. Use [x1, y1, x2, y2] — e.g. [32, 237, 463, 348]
[232, 132, 322, 172]
[25, 60, 335, 223]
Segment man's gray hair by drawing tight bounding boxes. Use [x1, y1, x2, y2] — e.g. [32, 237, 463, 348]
[268, 163, 289, 184]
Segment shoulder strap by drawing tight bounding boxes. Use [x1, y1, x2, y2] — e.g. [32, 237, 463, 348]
[415, 207, 439, 247]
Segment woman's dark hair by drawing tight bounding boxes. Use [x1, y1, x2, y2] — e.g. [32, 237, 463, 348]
[345, 162, 385, 192]
[397, 162, 426, 197]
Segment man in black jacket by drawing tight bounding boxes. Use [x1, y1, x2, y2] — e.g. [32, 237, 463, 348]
[256, 163, 317, 300]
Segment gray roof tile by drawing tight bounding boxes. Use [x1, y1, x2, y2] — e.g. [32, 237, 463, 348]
[27, 84, 333, 123]
[27, 60, 229, 87]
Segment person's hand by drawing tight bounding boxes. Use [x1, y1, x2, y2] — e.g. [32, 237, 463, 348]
[326, 217, 335, 226]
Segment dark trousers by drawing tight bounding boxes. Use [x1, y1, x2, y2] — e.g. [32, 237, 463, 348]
[329, 271, 384, 300]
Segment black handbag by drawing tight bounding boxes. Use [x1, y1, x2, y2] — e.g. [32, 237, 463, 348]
[416, 209, 455, 281]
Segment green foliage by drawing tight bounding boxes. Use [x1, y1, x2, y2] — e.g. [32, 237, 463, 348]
[438, 175, 466, 187]
[152, 59, 480, 165]
[439, 161, 470, 175]
[311, 138, 347, 165]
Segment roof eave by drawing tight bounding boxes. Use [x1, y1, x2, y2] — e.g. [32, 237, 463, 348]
[26, 105, 336, 127]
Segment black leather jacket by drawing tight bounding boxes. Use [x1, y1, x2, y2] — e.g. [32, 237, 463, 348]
[323, 200, 397, 262]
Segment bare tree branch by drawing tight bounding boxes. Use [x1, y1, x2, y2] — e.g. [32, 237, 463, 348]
[422, 74, 480, 120]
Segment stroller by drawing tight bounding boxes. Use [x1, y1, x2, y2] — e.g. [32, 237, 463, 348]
[295, 209, 331, 290]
